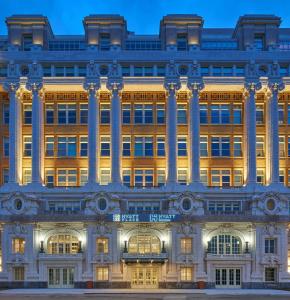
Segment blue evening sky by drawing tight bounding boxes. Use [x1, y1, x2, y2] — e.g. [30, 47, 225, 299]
[0, 0, 290, 35]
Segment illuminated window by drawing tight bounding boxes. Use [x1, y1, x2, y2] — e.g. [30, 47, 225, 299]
[96, 238, 109, 254]
[45, 136, 54, 157]
[57, 169, 77, 187]
[47, 235, 79, 254]
[23, 104, 32, 124]
[134, 137, 153, 157]
[100, 136, 110, 157]
[211, 137, 230, 157]
[157, 169, 166, 187]
[3, 104, 9, 124]
[45, 104, 54, 124]
[134, 104, 153, 124]
[278, 104, 284, 124]
[257, 169, 265, 185]
[177, 136, 187, 156]
[180, 267, 192, 281]
[122, 104, 131, 124]
[279, 136, 285, 157]
[23, 169, 31, 185]
[23, 136, 32, 157]
[200, 104, 208, 124]
[156, 104, 165, 124]
[45, 169, 54, 187]
[233, 170, 243, 187]
[211, 169, 230, 187]
[256, 105, 264, 124]
[96, 267, 109, 281]
[256, 136, 265, 157]
[122, 169, 131, 187]
[279, 169, 285, 185]
[129, 235, 160, 254]
[80, 169, 88, 186]
[177, 104, 187, 124]
[12, 238, 25, 254]
[233, 105, 242, 124]
[57, 137, 76, 157]
[200, 169, 208, 186]
[100, 169, 111, 185]
[180, 238, 192, 254]
[100, 104, 110, 124]
[211, 105, 230, 124]
[178, 169, 187, 185]
[3, 168, 9, 184]
[208, 235, 241, 254]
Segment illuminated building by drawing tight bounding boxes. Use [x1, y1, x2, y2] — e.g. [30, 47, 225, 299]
[0, 14, 290, 288]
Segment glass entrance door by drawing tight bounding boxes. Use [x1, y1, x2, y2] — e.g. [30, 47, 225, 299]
[48, 268, 74, 288]
[131, 266, 158, 288]
[215, 268, 241, 288]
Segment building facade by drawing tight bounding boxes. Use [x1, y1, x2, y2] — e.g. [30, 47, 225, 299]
[0, 13, 290, 289]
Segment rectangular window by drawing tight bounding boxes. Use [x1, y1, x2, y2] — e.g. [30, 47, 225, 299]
[211, 137, 230, 157]
[157, 137, 165, 156]
[80, 136, 88, 157]
[156, 104, 165, 124]
[122, 136, 131, 156]
[233, 170, 243, 187]
[233, 137, 242, 157]
[177, 34, 188, 51]
[23, 104, 32, 124]
[180, 238, 192, 254]
[57, 137, 76, 157]
[134, 137, 153, 157]
[80, 169, 88, 186]
[254, 35, 265, 50]
[22, 34, 33, 51]
[134, 169, 153, 188]
[80, 104, 88, 124]
[23, 169, 31, 185]
[211, 105, 230, 124]
[100, 104, 110, 124]
[257, 169, 265, 185]
[99, 33, 110, 51]
[12, 238, 25, 254]
[45, 104, 54, 124]
[233, 105, 242, 124]
[96, 267, 109, 281]
[3, 168, 9, 184]
[200, 169, 208, 186]
[13, 267, 24, 281]
[3, 137, 9, 157]
[96, 238, 109, 254]
[279, 169, 285, 184]
[45, 169, 54, 187]
[265, 238, 276, 254]
[57, 169, 77, 187]
[180, 267, 192, 281]
[200, 136, 208, 157]
[178, 169, 187, 185]
[278, 104, 284, 124]
[58, 104, 76, 124]
[256, 136, 265, 157]
[265, 267, 276, 282]
[157, 169, 166, 187]
[45, 136, 54, 157]
[3, 104, 9, 124]
[177, 104, 187, 124]
[256, 105, 264, 124]
[279, 136, 285, 157]
[23, 136, 32, 157]
[200, 104, 208, 124]
[122, 169, 131, 187]
[178, 136, 187, 156]
[134, 104, 153, 124]
[211, 169, 231, 187]
[100, 136, 111, 157]
[100, 169, 111, 185]
[122, 104, 131, 124]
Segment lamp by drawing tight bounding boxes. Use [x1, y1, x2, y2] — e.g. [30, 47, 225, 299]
[161, 241, 166, 253]
[124, 241, 128, 253]
[245, 241, 249, 254]
[78, 241, 83, 253]
[39, 241, 44, 253]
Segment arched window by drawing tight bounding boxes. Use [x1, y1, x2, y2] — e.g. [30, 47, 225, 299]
[208, 234, 241, 255]
[47, 234, 79, 254]
[128, 234, 160, 254]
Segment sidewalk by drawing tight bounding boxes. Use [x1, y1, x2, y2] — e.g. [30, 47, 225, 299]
[0, 288, 290, 296]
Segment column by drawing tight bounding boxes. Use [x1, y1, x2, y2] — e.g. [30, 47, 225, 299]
[267, 81, 285, 185]
[83, 81, 100, 185]
[108, 81, 123, 185]
[26, 81, 43, 184]
[3, 81, 21, 184]
[164, 81, 180, 185]
[244, 81, 261, 185]
[187, 81, 204, 185]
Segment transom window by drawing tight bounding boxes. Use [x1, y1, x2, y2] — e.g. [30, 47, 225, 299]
[180, 238, 192, 254]
[208, 234, 241, 255]
[47, 234, 79, 254]
[128, 235, 160, 254]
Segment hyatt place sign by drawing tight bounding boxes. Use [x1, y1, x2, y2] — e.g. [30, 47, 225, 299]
[108, 214, 180, 223]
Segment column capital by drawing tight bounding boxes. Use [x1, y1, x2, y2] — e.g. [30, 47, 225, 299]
[267, 79, 285, 95]
[164, 60, 181, 93]
[244, 79, 262, 96]
[26, 62, 43, 93]
[106, 61, 123, 94]
[3, 80, 20, 94]
[187, 78, 204, 94]
[83, 60, 101, 93]
[4, 61, 20, 93]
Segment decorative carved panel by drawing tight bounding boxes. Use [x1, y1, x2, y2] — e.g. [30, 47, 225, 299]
[200, 92, 243, 101]
[121, 92, 166, 101]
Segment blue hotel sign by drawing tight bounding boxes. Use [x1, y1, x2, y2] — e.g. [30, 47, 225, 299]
[108, 214, 180, 223]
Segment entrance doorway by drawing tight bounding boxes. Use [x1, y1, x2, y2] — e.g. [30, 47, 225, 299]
[131, 266, 158, 288]
[48, 267, 74, 288]
[215, 268, 241, 288]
